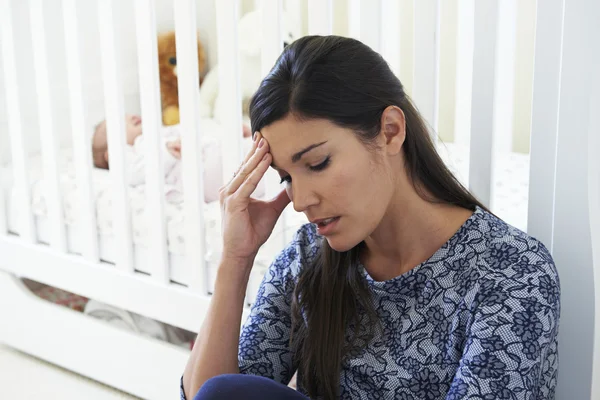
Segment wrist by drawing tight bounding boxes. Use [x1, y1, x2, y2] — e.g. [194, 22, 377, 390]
[217, 256, 254, 278]
[214, 260, 253, 297]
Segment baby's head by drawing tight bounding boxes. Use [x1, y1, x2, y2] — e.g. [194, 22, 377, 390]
[92, 114, 143, 169]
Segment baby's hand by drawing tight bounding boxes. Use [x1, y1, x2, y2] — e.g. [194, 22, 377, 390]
[166, 138, 182, 159]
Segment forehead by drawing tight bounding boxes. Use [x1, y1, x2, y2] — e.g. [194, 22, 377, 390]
[260, 115, 350, 151]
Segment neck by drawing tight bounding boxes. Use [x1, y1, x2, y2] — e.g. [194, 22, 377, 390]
[361, 185, 473, 281]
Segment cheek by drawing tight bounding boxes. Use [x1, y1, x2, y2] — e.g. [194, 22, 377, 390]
[325, 162, 364, 204]
[334, 157, 388, 209]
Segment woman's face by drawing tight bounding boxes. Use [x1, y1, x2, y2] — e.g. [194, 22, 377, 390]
[260, 114, 398, 252]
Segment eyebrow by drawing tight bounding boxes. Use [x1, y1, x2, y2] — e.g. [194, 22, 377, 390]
[270, 141, 328, 170]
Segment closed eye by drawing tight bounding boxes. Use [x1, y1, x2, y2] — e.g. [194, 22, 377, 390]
[310, 157, 330, 172]
[279, 156, 331, 184]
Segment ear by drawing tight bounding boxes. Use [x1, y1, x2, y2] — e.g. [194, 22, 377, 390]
[380, 105, 406, 156]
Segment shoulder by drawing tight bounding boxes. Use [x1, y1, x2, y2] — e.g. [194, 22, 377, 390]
[476, 209, 556, 273]
[464, 208, 560, 310]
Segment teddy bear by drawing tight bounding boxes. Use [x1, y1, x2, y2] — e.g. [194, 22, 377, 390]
[197, 9, 300, 124]
[158, 31, 207, 126]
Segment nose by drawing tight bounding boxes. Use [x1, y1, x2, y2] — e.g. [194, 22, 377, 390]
[290, 180, 319, 213]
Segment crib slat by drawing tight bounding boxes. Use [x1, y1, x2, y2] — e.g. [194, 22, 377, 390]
[135, 0, 169, 284]
[308, 0, 333, 36]
[174, 0, 207, 293]
[97, 0, 135, 273]
[347, 0, 362, 40]
[260, 1, 290, 249]
[216, 1, 244, 185]
[29, 0, 67, 252]
[62, 0, 99, 261]
[0, 176, 5, 235]
[453, 0, 475, 147]
[360, 0, 382, 53]
[260, 0, 283, 200]
[261, 1, 282, 78]
[413, 0, 441, 137]
[380, 0, 401, 77]
[467, 0, 500, 207]
[527, 0, 564, 249]
[0, 0, 36, 243]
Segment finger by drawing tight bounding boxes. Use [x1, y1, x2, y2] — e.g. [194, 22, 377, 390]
[239, 132, 261, 168]
[227, 132, 262, 184]
[226, 137, 269, 194]
[233, 152, 272, 199]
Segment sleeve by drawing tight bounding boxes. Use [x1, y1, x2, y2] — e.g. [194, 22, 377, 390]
[237, 244, 299, 385]
[446, 259, 560, 400]
[179, 225, 316, 399]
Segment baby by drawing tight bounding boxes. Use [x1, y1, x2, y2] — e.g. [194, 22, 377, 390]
[92, 114, 253, 203]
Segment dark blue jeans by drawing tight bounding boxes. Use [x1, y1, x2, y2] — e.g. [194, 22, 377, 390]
[194, 374, 309, 400]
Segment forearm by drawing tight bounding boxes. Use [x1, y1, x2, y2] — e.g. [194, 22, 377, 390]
[182, 258, 253, 399]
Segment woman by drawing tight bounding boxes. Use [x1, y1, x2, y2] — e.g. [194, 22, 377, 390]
[182, 36, 560, 400]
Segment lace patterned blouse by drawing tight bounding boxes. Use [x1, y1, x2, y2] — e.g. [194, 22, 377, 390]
[184, 207, 560, 399]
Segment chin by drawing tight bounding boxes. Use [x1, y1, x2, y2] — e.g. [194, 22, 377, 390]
[324, 235, 362, 253]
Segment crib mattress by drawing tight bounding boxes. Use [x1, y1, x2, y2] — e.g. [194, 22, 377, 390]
[0, 149, 307, 290]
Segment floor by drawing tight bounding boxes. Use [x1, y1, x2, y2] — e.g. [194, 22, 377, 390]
[0, 344, 139, 399]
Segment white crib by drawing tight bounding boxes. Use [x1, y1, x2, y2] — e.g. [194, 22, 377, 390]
[0, 0, 598, 399]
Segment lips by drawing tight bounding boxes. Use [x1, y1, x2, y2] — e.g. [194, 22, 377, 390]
[311, 217, 339, 227]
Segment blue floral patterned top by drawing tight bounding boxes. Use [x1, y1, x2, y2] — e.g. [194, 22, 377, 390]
[184, 207, 560, 399]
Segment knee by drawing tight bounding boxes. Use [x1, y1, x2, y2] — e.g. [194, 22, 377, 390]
[193, 374, 241, 400]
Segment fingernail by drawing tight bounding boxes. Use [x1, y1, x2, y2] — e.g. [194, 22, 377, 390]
[258, 138, 264, 148]
[253, 132, 259, 142]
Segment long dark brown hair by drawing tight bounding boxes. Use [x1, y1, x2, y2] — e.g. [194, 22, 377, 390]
[249, 35, 486, 399]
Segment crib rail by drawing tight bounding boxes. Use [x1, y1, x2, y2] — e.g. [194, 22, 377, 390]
[380, 0, 401, 77]
[135, 0, 170, 284]
[527, 0, 564, 250]
[347, 0, 361, 42]
[413, 0, 441, 138]
[29, 0, 68, 252]
[0, 174, 5, 234]
[62, 0, 100, 262]
[0, 0, 35, 243]
[97, 0, 135, 273]
[259, 0, 288, 254]
[174, 0, 208, 293]
[308, 0, 333, 35]
[215, 1, 244, 181]
[468, 0, 500, 207]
